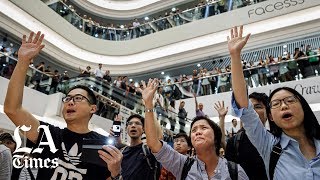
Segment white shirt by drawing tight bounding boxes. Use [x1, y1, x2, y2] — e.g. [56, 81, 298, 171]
[94, 68, 104, 78]
[0, 145, 12, 180]
[229, 126, 240, 135]
[133, 21, 140, 27]
[153, 92, 164, 107]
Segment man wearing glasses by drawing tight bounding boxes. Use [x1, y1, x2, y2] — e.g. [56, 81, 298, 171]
[159, 133, 191, 180]
[4, 31, 122, 180]
[118, 114, 160, 180]
[225, 92, 270, 180]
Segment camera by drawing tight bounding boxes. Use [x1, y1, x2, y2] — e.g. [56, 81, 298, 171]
[112, 121, 121, 137]
[81, 138, 115, 167]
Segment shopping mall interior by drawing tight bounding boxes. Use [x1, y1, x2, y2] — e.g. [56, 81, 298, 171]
[0, 0, 319, 143]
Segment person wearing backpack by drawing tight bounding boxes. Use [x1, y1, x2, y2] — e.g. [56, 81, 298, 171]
[120, 114, 161, 180]
[229, 25, 320, 180]
[142, 78, 249, 180]
[225, 92, 270, 180]
[159, 133, 191, 180]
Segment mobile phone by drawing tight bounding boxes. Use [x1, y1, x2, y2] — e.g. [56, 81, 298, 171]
[112, 121, 121, 137]
[81, 138, 115, 167]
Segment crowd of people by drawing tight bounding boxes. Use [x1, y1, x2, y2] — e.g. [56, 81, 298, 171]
[0, 26, 319, 180]
[1, 33, 320, 135]
[49, 0, 266, 41]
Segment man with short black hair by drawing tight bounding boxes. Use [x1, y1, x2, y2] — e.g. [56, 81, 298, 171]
[178, 101, 188, 126]
[95, 63, 104, 80]
[50, 70, 60, 94]
[4, 31, 122, 180]
[119, 114, 160, 180]
[228, 119, 239, 137]
[225, 92, 270, 180]
[103, 70, 112, 84]
[0, 132, 16, 153]
[159, 133, 191, 180]
[194, 93, 206, 117]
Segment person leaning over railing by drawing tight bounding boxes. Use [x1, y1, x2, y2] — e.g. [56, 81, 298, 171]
[278, 56, 293, 82]
[228, 25, 320, 180]
[306, 45, 320, 75]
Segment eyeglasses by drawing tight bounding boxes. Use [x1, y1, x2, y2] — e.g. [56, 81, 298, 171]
[269, 96, 298, 109]
[174, 139, 187, 143]
[127, 121, 143, 126]
[253, 104, 265, 110]
[62, 94, 92, 104]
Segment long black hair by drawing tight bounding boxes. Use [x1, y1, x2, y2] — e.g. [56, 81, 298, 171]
[190, 116, 222, 156]
[268, 87, 320, 139]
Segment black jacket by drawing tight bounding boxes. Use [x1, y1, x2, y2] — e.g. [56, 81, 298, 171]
[225, 128, 268, 180]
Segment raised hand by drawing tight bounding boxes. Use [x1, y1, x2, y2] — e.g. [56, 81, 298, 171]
[227, 26, 250, 55]
[214, 101, 228, 117]
[18, 31, 45, 62]
[142, 79, 158, 107]
[114, 114, 122, 122]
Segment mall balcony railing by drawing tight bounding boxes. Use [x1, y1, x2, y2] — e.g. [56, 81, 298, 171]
[0, 52, 53, 94]
[0, 51, 191, 134]
[57, 76, 145, 112]
[1, 52, 319, 134]
[57, 76, 193, 133]
[164, 52, 320, 99]
[50, 53, 320, 133]
[46, 0, 268, 41]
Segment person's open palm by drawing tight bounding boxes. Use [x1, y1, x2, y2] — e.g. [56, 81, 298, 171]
[18, 31, 45, 62]
[214, 101, 228, 117]
[227, 26, 250, 55]
[142, 79, 158, 105]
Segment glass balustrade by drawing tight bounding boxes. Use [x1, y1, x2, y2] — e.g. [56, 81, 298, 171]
[46, 0, 268, 41]
[1, 51, 319, 134]
[0, 52, 192, 133]
[163, 53, 320, 98]
[0, 52, 53, 94]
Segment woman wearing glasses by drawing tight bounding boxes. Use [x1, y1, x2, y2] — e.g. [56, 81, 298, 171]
[228, 26, 320, 180]
[142, 79, 249, 180]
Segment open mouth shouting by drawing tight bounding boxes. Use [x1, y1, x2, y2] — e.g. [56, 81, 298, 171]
[282, 112, 293, 121]
[66, 109, 76, 115]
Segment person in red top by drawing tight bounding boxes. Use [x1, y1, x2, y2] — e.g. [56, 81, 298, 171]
[159, 133, 191, 180]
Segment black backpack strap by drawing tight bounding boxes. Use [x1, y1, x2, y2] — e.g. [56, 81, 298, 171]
[269, 141, 282, 180]
[142, 143, 159, 180]
[181, 157, 195, 180]
[233, 131, 244, 159]
[142, 144, 152, 168]
[227, 161, 238, 180]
